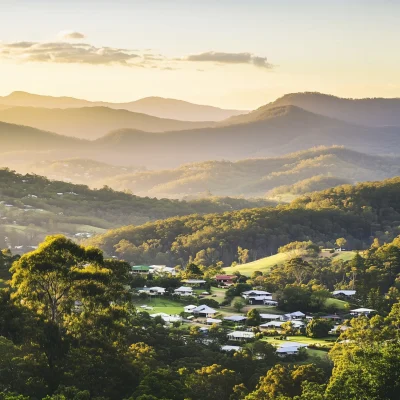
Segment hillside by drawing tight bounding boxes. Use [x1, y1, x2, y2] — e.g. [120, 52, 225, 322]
[223, 250, 356, 276]
[93, 147, 400, 198]
[231, 92, 400, 127]
[0, 168, 275, 251]
[0, 106, 214, 139]
[86, 177, 400, 267]
[2, 105, 400, 169]
[0, 91, 246, 121]
[93, 106, 400, 167]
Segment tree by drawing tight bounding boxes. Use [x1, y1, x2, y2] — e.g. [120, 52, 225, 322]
[246, 309, 261, 326]
[11, 235, 128, 327]
[335, 238, 347, 249]
[306, 318, 332, 338]
[233, 299, 246, 312]
[185, 364, 237, 400]
[237, 247, 250, 265]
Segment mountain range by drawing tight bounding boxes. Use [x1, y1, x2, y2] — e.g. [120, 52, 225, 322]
[22, 147, 399, 199]
[0, 91, 246, 122]
[2, 104, 400, 169]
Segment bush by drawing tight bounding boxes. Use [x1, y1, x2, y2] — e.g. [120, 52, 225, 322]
[199, 298, 220, 309]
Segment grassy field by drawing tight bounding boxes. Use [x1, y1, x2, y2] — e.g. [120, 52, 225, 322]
[223, 253, 289, 276]
[223, 251, 356, 277]
[262, 335, 335, 348]
[132, 297, 185, 315]
[325, 297, 350, 310]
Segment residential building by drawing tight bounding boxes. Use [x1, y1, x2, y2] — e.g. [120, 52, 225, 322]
[350, 307, 376, 316]
[192, 304, 217, 317]
[215, 275, 236, 286]
[131, 265, 151, 274]
[174, 286, 194, 296]
[184, 305, 197, 313]
[223, 315, 247, 323]
[242, 290, 272, 304]
[227, 331, 255, 341]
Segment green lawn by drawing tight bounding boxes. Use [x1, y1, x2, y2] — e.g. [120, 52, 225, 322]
[132, 297, 185, 315]
[325, 297, 350, 310]
[223, 253, 289, 276]
[223, 251, 356, 277]
[262, 335, 335, 348]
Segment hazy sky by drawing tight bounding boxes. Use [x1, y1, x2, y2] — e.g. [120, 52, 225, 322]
[0, 0, 399, 109]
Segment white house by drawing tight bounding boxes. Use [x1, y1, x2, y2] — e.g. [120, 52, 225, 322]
[138, 286, 166, 296]
[260, 320, 305, 330]
[149, 265, 176, 276]
[221, 345, 242, 352]
[223, 315, 247, 323]
[150, 312, 182, 323]
[174, 286, 194, 296]
[282, 311, 306, 320]
[242, 290, 273, 304]
[350, 307, 376, 316]
[192, 305, 217, 317]
[184, 305, 197, 313]
[227, 331, 255, 341]
[276, 341, 308, 356]
[206, 318, 222, 325]
[260, 313, 282, 321]
[332, 290, 356, 297]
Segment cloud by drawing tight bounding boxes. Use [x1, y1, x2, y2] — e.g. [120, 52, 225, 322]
[0, 41, 139, 66]
[59, 31, 86, 40]
[182, 51, 273, 69]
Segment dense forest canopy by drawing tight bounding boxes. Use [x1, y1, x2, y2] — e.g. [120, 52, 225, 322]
[1, 234, 400, 399]
[87, 177, 400, 267]
[0, 168, 275, 250]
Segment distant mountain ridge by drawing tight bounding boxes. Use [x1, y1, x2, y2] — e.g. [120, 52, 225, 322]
[241, 92, 400, 127]
[2, 105, 400, 169]
[0, 106, 214, 139]
[0, 91, 246, 122]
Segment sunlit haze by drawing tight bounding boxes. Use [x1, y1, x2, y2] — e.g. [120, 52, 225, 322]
[1, 0, 400, 108]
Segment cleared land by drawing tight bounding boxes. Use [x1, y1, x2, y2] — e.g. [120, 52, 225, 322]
[223, 251, 356, 277]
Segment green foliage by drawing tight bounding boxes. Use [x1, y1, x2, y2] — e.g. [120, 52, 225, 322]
[306, 319, 332, 338]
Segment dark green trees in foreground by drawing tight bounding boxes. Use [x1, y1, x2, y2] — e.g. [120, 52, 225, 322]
[0, 235, 400, 399]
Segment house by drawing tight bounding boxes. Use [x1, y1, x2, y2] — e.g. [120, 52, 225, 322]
[276, 342, 308, 356]
[221, 345, 242, 352]
[227, 331, 255, 341]
[206, 318, 222, 325]
[242, 290, 272, 299]
[215, 275, 236, 286]
[260, 313, 282, 322]
[223, 315, 247, 323]
[242, 290, 272, 304]
[276, 346, 301, 356]
[332, 290, 356, 297]
[149, 265, 176, 276]
[260, 320, 305, 330]
[184, 305, 197, 313]
[131, 265, 151, 275]
[150, 313, 182, 323]
[138, 286, 166, 296]
[282, 311, 306, 320]
[329, 325, 350, 335]
[350, 307, 376, 317]
[174, 286, 194, 296]
[192, 305, 217, 317]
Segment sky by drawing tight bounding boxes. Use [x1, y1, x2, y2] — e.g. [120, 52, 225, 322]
[0, 0, 399, 109]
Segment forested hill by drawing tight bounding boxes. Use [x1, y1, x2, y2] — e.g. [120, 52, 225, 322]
[93, 147, 400, 198]
[87, 177, 400, 267]
[249, 92, 400, 127]
[0, 168, 275, 250]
